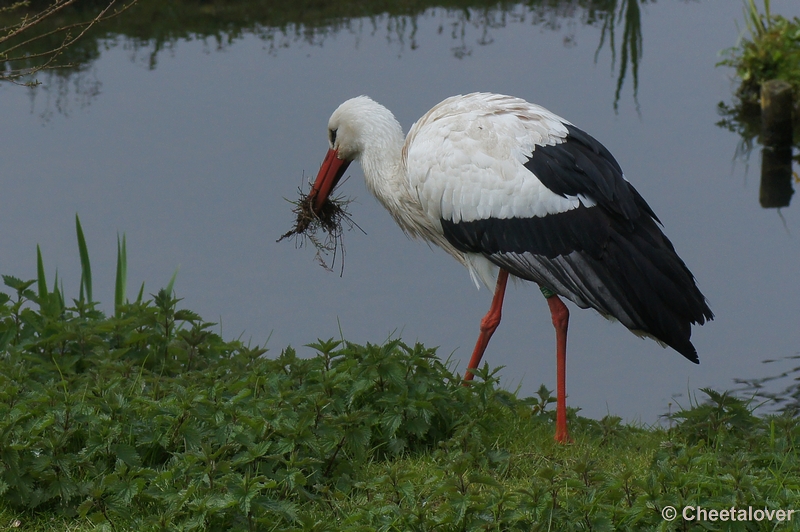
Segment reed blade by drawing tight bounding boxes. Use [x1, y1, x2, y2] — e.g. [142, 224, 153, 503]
[115, 233, 128, 315]
[55, 271, 65, 311]
[75, 214, 93, 302]
[165, 268, 178, 296]
[36, 244, 47, 300]
[136, 281, 145, 304]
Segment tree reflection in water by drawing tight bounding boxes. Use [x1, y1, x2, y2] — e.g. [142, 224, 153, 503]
[3, 0, 647, 117]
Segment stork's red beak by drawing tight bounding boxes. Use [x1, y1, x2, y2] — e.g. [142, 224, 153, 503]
[308, 148, 351, 212]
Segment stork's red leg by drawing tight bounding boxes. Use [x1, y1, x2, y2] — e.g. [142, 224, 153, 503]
[546, 294, 571, 443]
[464, 269, 509, 382]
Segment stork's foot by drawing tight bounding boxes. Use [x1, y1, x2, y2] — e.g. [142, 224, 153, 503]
[554, 418, 572, 444]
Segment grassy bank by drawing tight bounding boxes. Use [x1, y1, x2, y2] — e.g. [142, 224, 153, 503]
[1, 291, 799, 531]
[1, 223, 799, 530]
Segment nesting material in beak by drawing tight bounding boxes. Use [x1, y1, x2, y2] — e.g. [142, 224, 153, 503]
[277, 186, 362, 274]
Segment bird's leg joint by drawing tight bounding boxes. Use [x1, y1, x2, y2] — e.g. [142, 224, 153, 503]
[479, 309, 502, 335]
[547, 295, 569, 331]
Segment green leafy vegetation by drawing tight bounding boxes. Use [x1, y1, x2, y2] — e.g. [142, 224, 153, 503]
[718, 0, 800, 105]
[1, 222, 799, 531]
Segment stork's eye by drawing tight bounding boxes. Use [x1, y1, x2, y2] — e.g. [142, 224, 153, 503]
[329, 129, 337, 146]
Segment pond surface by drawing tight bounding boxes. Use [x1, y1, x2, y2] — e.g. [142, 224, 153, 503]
[2, 0, 799, 423]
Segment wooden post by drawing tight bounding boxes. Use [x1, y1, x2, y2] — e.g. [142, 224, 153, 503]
[759, 80, 794, 208]
[761, 79, 793, 146]
[759, 146, 794, 208]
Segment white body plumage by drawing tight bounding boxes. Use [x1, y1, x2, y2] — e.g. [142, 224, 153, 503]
[309, 92, 712, 364]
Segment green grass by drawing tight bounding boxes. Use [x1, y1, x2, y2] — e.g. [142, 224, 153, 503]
[718, 0, 800, 105]
[1, 222, 799, 531]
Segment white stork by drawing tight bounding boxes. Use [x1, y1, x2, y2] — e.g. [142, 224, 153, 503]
[307, 93, 713, 443]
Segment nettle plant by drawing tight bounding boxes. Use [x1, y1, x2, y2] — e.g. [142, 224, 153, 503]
[0, 216, 526, 529]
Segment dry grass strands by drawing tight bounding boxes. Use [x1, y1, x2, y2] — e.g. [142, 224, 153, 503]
[277, 187, 363, 274]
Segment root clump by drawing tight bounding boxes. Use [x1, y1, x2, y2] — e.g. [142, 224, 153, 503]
[277, 188, 362, 273]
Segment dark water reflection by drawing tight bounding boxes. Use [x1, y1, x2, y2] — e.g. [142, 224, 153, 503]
[2, 0, 800, 423]
[717, 97, 799, 209]
[7, 0, 645, 116]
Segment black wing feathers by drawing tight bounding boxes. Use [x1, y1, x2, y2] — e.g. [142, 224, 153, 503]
[525, 124, 660, 224]
[441, 208, 608, 259]
[440, 124, 713, 363]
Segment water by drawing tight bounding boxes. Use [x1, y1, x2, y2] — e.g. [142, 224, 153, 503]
[1, 0, 799, 423]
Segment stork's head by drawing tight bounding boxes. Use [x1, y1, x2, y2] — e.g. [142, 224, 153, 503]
[306, 97, 371, 213]
[308, 96, 401, 213]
